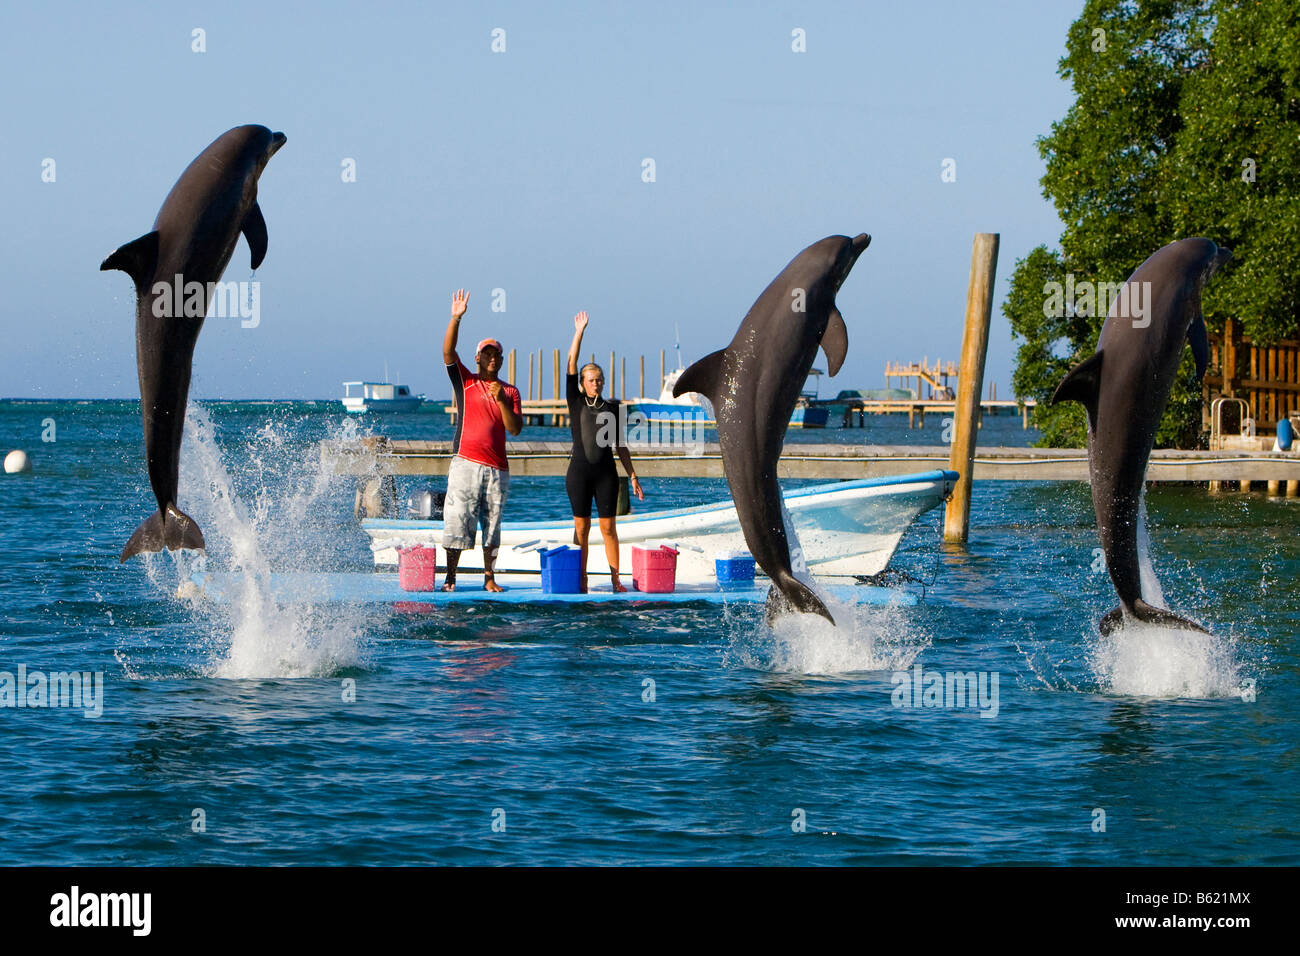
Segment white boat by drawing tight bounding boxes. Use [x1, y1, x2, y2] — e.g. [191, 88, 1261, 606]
[361, 470, 957, 583]
[341, 381, 424, 414]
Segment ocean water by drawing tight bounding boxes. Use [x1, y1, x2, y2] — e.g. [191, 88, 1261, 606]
[0, 400, 1295, 865]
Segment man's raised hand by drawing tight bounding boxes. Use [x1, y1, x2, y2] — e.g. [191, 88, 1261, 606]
[451, 289, 470, 321]
[574, 311, 589, 333]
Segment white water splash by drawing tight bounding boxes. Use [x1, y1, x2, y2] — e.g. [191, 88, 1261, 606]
[725, 503, 927, 673]
[753, 591, 928, 674]
[1089, 622, 1242, 698]
[1089, 490, 1243, 698]
[171, 405, 374, 679]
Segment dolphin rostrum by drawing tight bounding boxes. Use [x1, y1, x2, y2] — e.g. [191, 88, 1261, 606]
[675, 233, 870, 625]
[1051, 238, 1231, 635]
[102, 125, 286, 562]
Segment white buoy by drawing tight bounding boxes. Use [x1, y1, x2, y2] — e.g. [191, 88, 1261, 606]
[3, 450, 31, 474]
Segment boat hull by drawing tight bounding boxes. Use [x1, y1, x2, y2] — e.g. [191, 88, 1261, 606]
[362, 470, 957, 583]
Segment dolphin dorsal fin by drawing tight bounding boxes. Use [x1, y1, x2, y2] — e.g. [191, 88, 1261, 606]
[674, 349, 727, 401]
[242, 201, 268, 269]
[1050, 351, 1104, 415]
[99, 231, 160, 290]
[822, 306, 849, 376]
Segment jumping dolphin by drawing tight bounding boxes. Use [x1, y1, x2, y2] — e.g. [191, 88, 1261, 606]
[102, 124, 286, 562]
[1051, 237, 1231, 635]
[675, 233, 870, 625]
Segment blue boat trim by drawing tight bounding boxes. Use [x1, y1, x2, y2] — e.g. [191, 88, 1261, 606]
[363, 469, 959, 533]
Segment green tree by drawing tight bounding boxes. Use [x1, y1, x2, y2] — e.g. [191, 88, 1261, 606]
[1006, 0, 1300, 448]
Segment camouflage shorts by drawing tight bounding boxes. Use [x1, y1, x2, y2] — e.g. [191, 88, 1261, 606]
[442, 456, 510, 551]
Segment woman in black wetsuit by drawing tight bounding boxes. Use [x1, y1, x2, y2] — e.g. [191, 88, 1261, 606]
[566, 311, 644, 592]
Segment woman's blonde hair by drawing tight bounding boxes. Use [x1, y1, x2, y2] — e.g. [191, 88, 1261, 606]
[580, 363, 604, 382]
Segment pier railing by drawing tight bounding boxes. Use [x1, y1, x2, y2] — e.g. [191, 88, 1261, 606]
[1205, 318, 1300, 432]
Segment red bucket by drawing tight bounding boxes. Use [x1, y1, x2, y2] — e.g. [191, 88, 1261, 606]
[632, 544, 679, 593]
[398, 545, 438, 592]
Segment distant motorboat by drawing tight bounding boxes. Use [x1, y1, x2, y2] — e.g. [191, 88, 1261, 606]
[625, 366, 716, 424]
[341, 381, 424, 414]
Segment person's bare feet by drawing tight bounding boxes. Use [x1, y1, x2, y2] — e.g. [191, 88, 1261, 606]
[611, 574, 627, 593]
[441, 579, 456, 591]
[484, 577, 505, 593]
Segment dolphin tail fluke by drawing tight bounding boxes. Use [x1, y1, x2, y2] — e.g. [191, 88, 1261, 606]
[1099, 602, 1208, 636]
[1098, 606, 1126, 636]
[1132, 600, 1209, 634]
[764, 580, 835, 626]
[120, 506, 206, 562]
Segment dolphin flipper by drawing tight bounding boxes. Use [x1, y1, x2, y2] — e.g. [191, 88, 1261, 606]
[674, 349, 726, 401]
[120, 505, 206, 562]
[1099, 602, 1209, 636]
[764, 579, 835, 626]
[242, 201, 268, 269]
[1188, 315, 1210, 381]
[100, 231, 161, 290]
[822, 306, 849, 376]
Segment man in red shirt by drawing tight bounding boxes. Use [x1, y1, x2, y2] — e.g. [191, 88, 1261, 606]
[441, 288, 523, 591]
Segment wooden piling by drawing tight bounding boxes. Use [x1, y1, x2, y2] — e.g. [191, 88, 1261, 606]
[1288, 480, 1299, 497]
[527, 352, 534, 401]
[640, 355, 645, 398]
[507, 349, 516, 385]
[1268, 479, 1281, 496]
[553, 349, 561, 425]
[944, 233, 1000, 544]
[622, 356, 627, 400]
[660, 350, 666, 394]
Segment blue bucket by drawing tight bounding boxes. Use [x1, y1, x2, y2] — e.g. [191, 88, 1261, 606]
[540, 545, 582, 593]
[715, 551, 756, 590]
[1277, 417, 1294, 451]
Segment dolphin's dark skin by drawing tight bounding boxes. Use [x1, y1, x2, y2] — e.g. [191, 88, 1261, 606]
[101, 125, 286, 562]
[675, 233, 870, 625]
[1051, 238, 1231, 635]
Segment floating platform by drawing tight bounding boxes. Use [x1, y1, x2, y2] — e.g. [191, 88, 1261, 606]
[187, 572, 917, 608]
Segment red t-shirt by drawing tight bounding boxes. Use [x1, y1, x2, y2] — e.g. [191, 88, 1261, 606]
[447, 359, 521, 471]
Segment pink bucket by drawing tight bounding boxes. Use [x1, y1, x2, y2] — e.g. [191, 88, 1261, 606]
[398, 546, 438, 592]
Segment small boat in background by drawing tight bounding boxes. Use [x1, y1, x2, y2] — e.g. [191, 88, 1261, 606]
[341, 381, 424, 414]
[625, 365, 716, 424]
[790, 369, 830, 428]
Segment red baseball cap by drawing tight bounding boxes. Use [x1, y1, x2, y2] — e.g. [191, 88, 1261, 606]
[476, 338, 502, 355]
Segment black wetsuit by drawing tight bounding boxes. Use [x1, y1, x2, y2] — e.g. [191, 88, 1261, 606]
[566, 372, 623, 518]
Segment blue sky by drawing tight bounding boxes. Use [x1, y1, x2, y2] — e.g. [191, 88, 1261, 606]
[0, 0, 1079, 400]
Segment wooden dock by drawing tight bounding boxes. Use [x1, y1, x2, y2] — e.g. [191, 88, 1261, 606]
[322, 437, 1300, 485]
[444, 397, 1036, 429]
